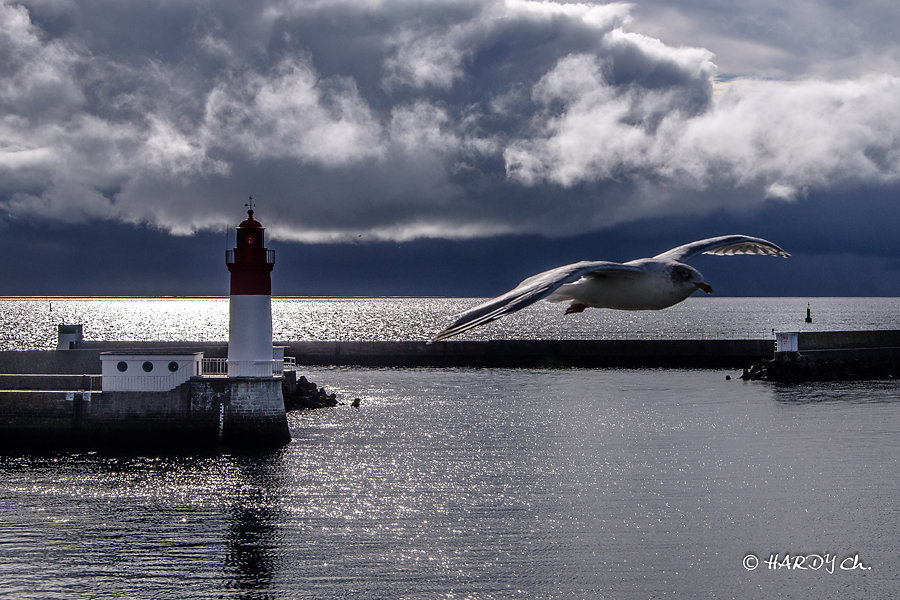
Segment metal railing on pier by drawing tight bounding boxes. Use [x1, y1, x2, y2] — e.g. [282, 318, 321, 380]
[202, 358, 228, 376]
[201, 357, 293, 377]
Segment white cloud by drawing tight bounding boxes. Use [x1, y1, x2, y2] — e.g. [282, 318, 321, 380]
[203, 59, 385, 167]
[506, 59, 900, 212]
[390, 102, 456, 153]
[0, 1, 83, 119]
[383, 26, 469, 91]
[672, 76, 900, 190]
[504, 0, 631, 29]
[630, 0, 900, 79]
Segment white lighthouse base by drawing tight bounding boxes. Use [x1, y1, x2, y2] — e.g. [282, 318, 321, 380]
[227, 359, 277, 378]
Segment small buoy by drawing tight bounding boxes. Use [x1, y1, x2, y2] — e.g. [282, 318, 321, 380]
[351, 398, 361, 408]
[725, 375, 731, 381]
[805, 302, 813, 324]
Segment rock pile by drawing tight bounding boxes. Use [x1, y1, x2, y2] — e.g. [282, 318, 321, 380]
[282, 372, 339, 410]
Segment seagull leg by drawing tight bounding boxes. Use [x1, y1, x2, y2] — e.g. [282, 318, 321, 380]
[565, 302, 588, 315]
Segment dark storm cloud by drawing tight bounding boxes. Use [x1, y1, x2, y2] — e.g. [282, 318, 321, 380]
[2, 0, 900, 248]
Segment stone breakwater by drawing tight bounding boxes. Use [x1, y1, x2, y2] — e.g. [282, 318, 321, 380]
[280, 339, 774, 368]
[743, 329, 900, 382]
[70, 339, 773, 368]
[742, 354, 900, 383]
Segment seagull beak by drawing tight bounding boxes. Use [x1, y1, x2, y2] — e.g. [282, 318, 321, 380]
[694, 282, 713, 294]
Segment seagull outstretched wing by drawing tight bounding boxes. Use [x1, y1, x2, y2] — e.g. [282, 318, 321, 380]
[433, 261, 643, 341]
[653, 235, 790, 263]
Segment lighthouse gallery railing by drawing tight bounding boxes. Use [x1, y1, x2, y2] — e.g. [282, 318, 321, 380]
[225, 249, 275, 264]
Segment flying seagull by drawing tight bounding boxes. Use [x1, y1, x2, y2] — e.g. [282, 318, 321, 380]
[432, 234, 789, 341]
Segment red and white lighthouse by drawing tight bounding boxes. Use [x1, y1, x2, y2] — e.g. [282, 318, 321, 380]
[226, 208, 276, 377]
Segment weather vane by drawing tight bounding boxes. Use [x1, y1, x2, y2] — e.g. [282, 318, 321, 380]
[245, 196, 255, 211]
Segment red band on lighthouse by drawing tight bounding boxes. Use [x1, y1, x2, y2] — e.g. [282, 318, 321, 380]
[226, 210, 274, 295]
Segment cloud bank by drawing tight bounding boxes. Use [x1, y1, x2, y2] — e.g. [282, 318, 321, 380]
[2, 0, 899, 242]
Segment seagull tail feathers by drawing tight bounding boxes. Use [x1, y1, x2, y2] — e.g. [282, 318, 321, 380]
[432, 299, 520, 341]
[432, 288, 542, 341]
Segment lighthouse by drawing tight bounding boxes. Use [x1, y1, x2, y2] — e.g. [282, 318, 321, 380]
[221, 207, 290, 445]
[226, 208, 276, 377]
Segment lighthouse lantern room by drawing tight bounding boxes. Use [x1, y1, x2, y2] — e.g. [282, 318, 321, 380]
[226, 208, 276, 378]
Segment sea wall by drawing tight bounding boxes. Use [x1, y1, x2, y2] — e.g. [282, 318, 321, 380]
[748, 329, 900, 382]
[0, 374, 99, 390]
[795, 330, 900, 358]
[0, 350, 102, 374]
[0, 377, 290, 449]
[91, 382, 193, 427]
[0, 345, 225, 375]
[0, 390, 84, 435]
[0, 382, 212, 449]
[192, 377, 291, 446]
[6, 332, 896, 373]
[280, 339, 774, 368]
[0, 339, 773, 373]
[744, 354, 900, 382]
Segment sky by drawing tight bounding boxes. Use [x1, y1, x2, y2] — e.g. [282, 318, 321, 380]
[2, 0, 900, 296]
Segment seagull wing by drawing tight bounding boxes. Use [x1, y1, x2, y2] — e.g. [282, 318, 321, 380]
[653, 235, 790, 262]
[432, 261, 643, 341]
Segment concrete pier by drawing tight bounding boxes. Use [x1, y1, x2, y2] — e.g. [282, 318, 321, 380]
[279, 339, 774, 368]
[775, 330, 900, 360]
[6, 338, 775, 370]
[0, 343, 292, 449]
[0, 337, 768, 449]
[0, 377, 291, 449]
[4, 331, 896, 448]
[11, 330, 900, 372]
[745, 329, 900, 381]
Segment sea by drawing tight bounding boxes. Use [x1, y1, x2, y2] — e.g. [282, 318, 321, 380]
[1, 297, 899, 599]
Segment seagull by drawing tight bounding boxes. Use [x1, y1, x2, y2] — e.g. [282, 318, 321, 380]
[432, 234, 789, 341]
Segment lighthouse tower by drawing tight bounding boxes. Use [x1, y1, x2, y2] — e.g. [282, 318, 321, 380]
[226, 208, 275, 377]
[221, 207, 290, 445]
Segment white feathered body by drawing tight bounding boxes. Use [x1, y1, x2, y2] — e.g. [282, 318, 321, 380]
[547, 259, 699, 310]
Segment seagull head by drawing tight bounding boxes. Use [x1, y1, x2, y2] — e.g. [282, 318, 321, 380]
[671, 264, 713, 294]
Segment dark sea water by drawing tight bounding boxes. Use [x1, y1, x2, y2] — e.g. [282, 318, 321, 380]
[1, 298, 899, 598]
